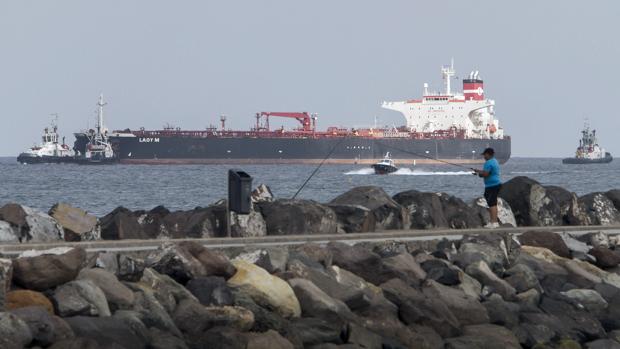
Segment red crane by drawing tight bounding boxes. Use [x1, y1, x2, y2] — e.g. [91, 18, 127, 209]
[256, 112, 316, 132]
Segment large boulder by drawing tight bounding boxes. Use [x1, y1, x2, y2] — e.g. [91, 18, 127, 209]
[9, 306, 56, 346]
[99, 206, 146, 239]
[445, 324, 521, 349]
[229, 209, 267, 238]
[95, 251, 145, 282]
[327, 204, 376, 233]
[186, 276, 233, 306]
[465, 260, 517, 300]
[605, 189, 620, 211]
[137, 268, 199, 314]
[436, 193, 482, 229]
[380, 278, 460, 338]
[0, 312, 33, 349]
[471, 197, 517, 227]
[518, 230, 571, 258]
[48, 203, 99, 241]
[259, 199, 338, 235]
[589, 246, 620, 269]
[421, 279, 490, 326]
[12, 247, 86, 291]
[0, 221, 16, 242]
[331, 186, 406, 230]
[234, 247, 289, 274]
[77, 268, 134, 310]
[246, 329, 294, 349]
[64, 315, 149, 349]
[288, 278, 355, 322]
[326, 242, 386, 285]
[577, 192, 620, 225]
[125, 283, 182, 337]
[498, 176, 563, 226]
[0, 203, 64, 242]
[545, 185, 584, 225]
[393, 190, 448, 229]
[145, 241, 236, 284]
[172, 299, 254, 336]
[6, 290, 54, 314]
[227, 260, 301, 318]
[52, 279, 111, 317]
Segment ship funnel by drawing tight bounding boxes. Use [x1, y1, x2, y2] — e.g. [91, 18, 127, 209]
[463, 70, 484, 101]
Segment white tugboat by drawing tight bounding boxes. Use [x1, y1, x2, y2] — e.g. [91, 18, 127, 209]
[371, 152, 399, 174]
[562, 122, 613, 164]
[77, 94, 116, 164]
[17, 116, 76, 164]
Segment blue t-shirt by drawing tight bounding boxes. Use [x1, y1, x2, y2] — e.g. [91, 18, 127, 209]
[483, 158, 501, 187]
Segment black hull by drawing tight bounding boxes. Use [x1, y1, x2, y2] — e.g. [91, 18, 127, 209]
[16, 154, 77, 165]
[562, 154, 613, 164]
[371, 164, 398, 174]
[74, 134, 511, 165]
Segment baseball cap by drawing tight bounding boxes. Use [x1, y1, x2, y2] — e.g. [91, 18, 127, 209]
[482, 148, 495, 156]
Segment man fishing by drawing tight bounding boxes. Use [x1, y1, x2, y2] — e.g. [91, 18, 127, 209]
[472, 147, 502, 228]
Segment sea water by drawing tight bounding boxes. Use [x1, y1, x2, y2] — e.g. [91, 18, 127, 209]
[1, 157, 618, 217]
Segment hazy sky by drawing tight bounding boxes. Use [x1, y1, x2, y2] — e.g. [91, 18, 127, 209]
[1, 1, 619, 157]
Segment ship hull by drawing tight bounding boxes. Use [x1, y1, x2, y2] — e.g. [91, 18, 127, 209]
[94, 135, 511, 165]
[562, 154, 613, 164]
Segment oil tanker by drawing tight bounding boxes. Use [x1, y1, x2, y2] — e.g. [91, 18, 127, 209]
[74, 61, 511, 165]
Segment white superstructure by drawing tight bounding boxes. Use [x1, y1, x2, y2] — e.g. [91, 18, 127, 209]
[382, 60, 504, 139]
[17, 116, 75, 163]
[84, 94, 114, 161]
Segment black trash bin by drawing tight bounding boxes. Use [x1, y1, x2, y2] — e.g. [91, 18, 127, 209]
[228, 169, 253, 214]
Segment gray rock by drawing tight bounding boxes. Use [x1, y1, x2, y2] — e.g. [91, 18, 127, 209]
[49, 203, 99, 241]
[421, 258, 461, 285]
[186, 276, 233, 306]
[288, 278, 355, 322]
[53, 279, 111, 317]
[9, 306, 55, 346]
[138, 268, 198, 314]
[331, 186, 406, 230]
[578, 192, 620, 225]
[518, 230, 571, 258]
[126, 283, 182, 337]
[586, 339, 620, 349]
[483, 294, 520, 328]
[145, 241, 236, 284]
[445, 324, 521, 349]
[498, 176, 563, 226]
[259, 199, 339, 235]
[392, 190, 448, 229]
[77, 268, 134, 310]
[516, 288, 541, 310]
[229, 207, 268, 238]
[0, 258, 12, 311]
[191, 326, 248, 349]
[504, 263, 541, 293]
[95, 252, 145, 282]
[246, 329, 294, 349]
[380, 252, 427, 286]
[561, 288, 608, 314]
[48, 338, 103, 349]
[172, 299, 254, 336]
[49, 315, 75, 343]
[465, 260, 517, 300]
[515, 312, 566, 347]
[471, 197, 517, 227]
[251, 183, 274, 203]
[328, 204, 376, 233]
[327, 242, 384, 285]
[589, 246, 620, 268]
[380, 278, 460, 337]
[0, 312, 33, 349]
[0, 220, 18, 242]
[540, 296, 606, 341]
[100, 206, 147, 240]
[560, 232, 592, 257]
[235, 247, 289, 274]
[345, 323, 382, 349]
[147, 327, 189, 349]
[64, 315, 149, 349]
[0, 203, 64, 242]
[12, 247, 86, 291]
[422, 279, 490, 326]
[290, 317, 345, 346]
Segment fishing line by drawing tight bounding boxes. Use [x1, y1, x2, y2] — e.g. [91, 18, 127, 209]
[292, 137, 347, 199]
[374, 140, 475, 170]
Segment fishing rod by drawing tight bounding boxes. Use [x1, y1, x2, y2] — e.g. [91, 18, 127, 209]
[374, 140, 476, 170]
[292, 137, 347, 199]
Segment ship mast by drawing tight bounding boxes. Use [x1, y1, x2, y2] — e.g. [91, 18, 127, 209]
[441, 58, 455, 95]
[97, 94, 106, 137]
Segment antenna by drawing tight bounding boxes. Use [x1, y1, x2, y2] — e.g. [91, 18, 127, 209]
[441, 59, 456, 95]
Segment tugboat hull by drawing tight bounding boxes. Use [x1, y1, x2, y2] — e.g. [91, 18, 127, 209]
[17, 154, 76, 164]
[562, 153, 613, 164]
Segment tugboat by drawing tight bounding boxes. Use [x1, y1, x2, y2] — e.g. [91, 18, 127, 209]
[562, 122, 613, 164]
[76, 94, 116, 164]
[17, 116, 76, 164]
[371, 152, 399, 174]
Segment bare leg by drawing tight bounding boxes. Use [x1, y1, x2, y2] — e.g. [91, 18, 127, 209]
[489, 205, 498, 224]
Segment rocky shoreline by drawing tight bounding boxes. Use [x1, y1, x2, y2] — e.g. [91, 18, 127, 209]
[1, 176, 620, 348]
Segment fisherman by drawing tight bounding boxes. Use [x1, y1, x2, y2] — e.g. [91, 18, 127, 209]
[472, 147, 502, 228]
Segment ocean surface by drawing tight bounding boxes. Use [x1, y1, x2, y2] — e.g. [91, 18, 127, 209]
[0, 157, 618, 217]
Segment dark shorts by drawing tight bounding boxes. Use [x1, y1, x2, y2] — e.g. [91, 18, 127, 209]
[484, 184, 502, 207]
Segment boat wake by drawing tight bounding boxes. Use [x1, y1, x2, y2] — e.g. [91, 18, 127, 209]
[344, 168, 472, 176]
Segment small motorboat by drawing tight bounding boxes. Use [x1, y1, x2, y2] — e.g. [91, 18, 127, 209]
[371, 152, 398, 174]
